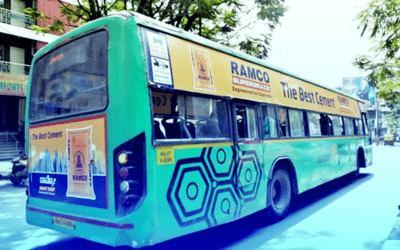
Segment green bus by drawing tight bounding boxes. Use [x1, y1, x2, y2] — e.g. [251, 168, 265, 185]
[25, 11, 373, 248]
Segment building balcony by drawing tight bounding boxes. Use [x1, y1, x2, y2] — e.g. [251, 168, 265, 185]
[0, 60, 31, 76]
[0, 7, 36, 29]
[0, 7, 58, 44]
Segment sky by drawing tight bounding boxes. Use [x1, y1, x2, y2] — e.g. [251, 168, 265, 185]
[264, 0, 373, 90]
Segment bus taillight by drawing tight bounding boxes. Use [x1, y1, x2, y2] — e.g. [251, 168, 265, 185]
[114, 133, 146, 217]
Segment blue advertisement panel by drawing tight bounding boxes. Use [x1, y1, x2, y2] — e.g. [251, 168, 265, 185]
[342, 77, 376, 107]
[29, 173, 107, 208]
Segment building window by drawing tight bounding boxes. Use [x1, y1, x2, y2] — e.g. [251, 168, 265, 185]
[0, 44, 3, 61]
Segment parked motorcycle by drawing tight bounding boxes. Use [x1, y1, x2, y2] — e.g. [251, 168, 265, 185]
[10, 151, 28, 186]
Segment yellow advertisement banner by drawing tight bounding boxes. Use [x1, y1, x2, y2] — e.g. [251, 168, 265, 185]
[29, 115, 107, 204]
[166, 36, 361, 118]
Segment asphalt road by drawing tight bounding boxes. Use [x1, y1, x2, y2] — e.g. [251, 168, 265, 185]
[0, 145, 399, 250]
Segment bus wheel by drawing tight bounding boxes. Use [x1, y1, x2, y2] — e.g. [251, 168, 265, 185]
[353, 157, 361, 179]
[267, 168, 292, 222]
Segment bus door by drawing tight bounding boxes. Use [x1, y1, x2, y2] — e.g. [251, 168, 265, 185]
[232, 103, 264, 205]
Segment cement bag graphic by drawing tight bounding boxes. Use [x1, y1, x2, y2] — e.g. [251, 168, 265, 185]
[66, 126, 96, 200]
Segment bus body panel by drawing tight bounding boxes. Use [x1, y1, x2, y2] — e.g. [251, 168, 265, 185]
[24, 11, 374, 248]
[262, 137, 367, 194]
[26, 16, 157, 247]
[151, 143, 268, 244]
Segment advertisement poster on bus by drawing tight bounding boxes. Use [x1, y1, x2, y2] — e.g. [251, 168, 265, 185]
[342, 77, 375, 107]
[162, 34, 360, 118]
[28, 115, 108, 209]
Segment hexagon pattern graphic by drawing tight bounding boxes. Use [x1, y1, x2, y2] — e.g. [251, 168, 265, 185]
[235, 151, 262, 202]
[167, 147, 262, 227]
[205, 146, 236, 182]
[209, 185, 240, 226]
[167, 158, 213, 226]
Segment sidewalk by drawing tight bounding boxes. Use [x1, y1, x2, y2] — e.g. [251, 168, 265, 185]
[375, 144, 400, 250]
[382, 209, 400, 250]
[0, 160, 12, 179]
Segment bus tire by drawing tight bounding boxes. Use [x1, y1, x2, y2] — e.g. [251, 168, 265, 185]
[353, 155, 362, 179]
[267, 168, 292, 222]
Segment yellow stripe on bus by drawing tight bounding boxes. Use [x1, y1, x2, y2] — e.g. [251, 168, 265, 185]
[263, 136, 368, 143]
[155, 141, 234, 150]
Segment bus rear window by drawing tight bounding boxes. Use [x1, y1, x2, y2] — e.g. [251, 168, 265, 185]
[29, 30, 108, 123]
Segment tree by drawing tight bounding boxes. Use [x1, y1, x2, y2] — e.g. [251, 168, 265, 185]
[24, 0, 286, 59]
[387, 102, 400, 135]
[354, 0, 400, 103]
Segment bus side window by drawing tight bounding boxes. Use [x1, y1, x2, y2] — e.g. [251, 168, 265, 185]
[154, 120, 165, 139]
[237, 115, 245, 138]
[235, 105, 259, 139]
[362, 114, 368, 135]
[262, 106, 278, 138]
[329, 115, 343, 136]
[356, 119, 363, 135]
[341, 117, 346, 135]
[152, 90, 231, 142]
[319, 114, 329, 136]
[162, 117, 190, 139]
[288, 109, 305, 137]
[307, 112, 322, 137]
[353, 119, 358, 135]
[344, 117, 354, 136]
[192, 98, 229, 139]
[277, 107, 289, 137]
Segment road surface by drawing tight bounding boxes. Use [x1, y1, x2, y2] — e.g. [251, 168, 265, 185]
[0, 145, 399, 250]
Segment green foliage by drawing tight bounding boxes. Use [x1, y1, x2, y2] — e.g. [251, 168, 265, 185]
[24, 0, 286, 58]
[354, 0, 400, 103]
[387, 102, 400, 134]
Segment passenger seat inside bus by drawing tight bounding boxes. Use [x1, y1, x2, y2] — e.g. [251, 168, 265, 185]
[237, 118, 245, 138]
[162, 117, 191, 139]
[154, 120, 165, 139]
[196, 117, 221, 138]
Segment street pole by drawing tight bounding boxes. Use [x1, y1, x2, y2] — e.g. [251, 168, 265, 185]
[375, 91, 379, 145]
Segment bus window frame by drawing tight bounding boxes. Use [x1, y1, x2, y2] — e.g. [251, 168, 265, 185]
[328, 114, 345, 137]
[150, 87, 234, 146]
[232, 101, 262, 143]
[276, 106, 290, 138]
[354, 118, 363, 136]
[261, 104, 279, 140]
[307, 111, 324, 138]
[287, 108, 308, 138]
[362, 113, 368, 135]
[340, 117, 346, 136]
[343, 117, 355, 136]
[28, 27, 110, 125]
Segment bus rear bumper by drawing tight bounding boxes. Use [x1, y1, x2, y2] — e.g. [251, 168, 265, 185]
[26, 205, 137, 247]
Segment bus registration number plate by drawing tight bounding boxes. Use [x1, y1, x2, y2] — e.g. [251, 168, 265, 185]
[53, 217, 75, 230]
